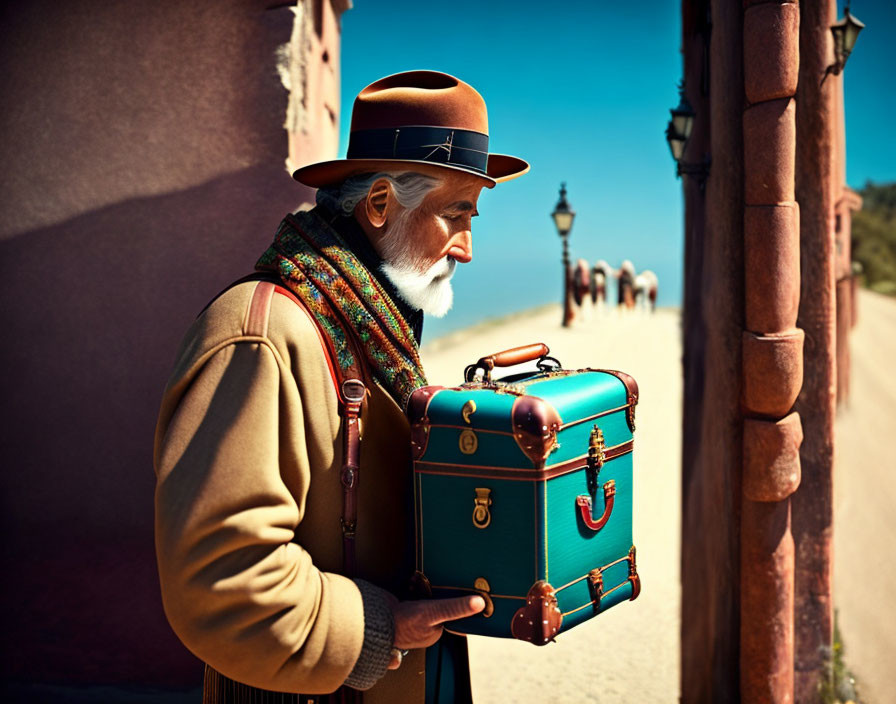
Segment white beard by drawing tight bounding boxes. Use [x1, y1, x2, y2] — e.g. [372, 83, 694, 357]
[381, 256, 456, 318]
[378, 212, 457, 318]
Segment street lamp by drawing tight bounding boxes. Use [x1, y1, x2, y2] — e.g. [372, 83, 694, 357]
[665, 82, 710, 190]
[828, 2, 865, 77]
[551, 183, 576, 327]
[669, 87, 695, 144]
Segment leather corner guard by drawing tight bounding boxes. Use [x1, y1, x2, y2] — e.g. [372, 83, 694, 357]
[742, 328, 804, 417]
[594, 369, 639, 431]
[407, 386, 444, 460]
[511, 396, 562, 468]
[743, 412, 803, 502]
[511, 581, 562, 645]
[407, 386, 438, 425]
[576, 480, 616, 532]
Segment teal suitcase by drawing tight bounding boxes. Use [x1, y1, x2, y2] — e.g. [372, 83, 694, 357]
[408, 343, 641, 645]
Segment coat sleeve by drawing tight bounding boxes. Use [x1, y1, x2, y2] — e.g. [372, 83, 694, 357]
[154, 338, 369, 694]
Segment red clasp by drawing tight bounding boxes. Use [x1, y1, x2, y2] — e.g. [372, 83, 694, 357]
[576, 480, 616, 532]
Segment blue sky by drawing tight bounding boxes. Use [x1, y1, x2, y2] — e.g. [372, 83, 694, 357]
[339, 0, 894, 340]
[838, 1, 896, 187]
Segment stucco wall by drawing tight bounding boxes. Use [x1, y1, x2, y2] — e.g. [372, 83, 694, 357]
[0, 0, 343, 691]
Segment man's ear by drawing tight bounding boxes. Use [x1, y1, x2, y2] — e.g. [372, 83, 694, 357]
[364, 178, 394, 229]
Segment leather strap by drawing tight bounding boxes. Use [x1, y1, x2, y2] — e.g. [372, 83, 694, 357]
[266, 278, 368, 579]
[277, 283, 367, 699]
[209, 275, 369, 703]
[339, 377, 365, 579]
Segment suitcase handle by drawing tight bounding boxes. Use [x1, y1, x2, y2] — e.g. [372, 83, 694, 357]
[464, 343, 560, 382]
[576, 480, 616, 532]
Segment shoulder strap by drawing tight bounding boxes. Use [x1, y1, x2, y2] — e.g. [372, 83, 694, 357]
[244, 276, 367, 580]
[199, 272, 273, 318]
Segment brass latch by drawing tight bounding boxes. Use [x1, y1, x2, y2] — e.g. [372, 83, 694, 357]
[472, 487, 492, 529]
[587, 425, 606, 492]
[459, 428, 478, 455]
[474, 576, 495, 618]
[588, 568, 604, 613]
[589, 425, 606, 467]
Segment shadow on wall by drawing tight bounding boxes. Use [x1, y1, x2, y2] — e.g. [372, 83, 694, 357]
[0, 165, 309, 689]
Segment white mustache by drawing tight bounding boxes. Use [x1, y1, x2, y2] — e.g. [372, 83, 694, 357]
[431, 256, 456, 279]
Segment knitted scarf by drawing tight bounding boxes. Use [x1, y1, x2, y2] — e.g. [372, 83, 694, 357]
[256, 210, 428, 409]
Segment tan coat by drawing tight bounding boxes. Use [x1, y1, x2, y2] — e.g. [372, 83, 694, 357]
[154, 279, 425, 701]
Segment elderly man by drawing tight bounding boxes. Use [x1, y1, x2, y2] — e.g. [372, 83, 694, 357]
[153, 71, 527, 703]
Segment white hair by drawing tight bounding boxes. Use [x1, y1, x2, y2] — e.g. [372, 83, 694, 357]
[317, 170, 458, 317]
[316, 171, 442, 216]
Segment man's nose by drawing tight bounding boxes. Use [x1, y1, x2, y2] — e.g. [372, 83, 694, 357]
[446, 229, 473, 264]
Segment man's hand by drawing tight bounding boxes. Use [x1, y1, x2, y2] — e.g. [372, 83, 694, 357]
[386, 595, 485, 670]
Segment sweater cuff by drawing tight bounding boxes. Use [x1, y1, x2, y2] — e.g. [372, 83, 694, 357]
[344, 579, 395, 690]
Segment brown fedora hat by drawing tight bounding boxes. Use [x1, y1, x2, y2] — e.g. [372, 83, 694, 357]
[292, 70, 529, 188]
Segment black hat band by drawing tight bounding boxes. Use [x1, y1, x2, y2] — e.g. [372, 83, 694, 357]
[346, 126, 489, 174]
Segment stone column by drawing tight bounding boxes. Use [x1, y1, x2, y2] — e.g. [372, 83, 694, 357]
[740, 2, 802, 702]
[793, 0, 837, 698]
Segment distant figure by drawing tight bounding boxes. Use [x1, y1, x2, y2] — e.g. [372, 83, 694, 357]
[592, 259, 613, 304]
[573, 258, 591, 307]
[617, 260, 636, 309]
[634, 269, 659, 312]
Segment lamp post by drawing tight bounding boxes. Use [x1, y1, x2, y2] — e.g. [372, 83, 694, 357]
[827, 1, 865, 78]
[665, 82, 710, 191]
[551, 183, 576, 327]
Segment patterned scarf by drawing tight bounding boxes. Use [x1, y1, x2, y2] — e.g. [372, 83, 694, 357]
[256, 209, 428, 409]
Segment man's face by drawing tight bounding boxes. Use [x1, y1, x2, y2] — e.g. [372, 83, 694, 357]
[396, 170, 485, 270]
[378, 170, 487, 317]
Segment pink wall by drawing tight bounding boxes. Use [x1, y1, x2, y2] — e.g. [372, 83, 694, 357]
[0, 0, 343, 692]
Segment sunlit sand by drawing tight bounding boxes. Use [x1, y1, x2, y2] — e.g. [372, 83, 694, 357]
[833, 290, 896, 704]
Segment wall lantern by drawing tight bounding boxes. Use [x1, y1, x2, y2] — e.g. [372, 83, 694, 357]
[665, 123, 687, 163]
[665, 82, 710, 190]
[829, 2, 865, 76]
[670, 88, 695, 144]
[665, 84, 694, 162]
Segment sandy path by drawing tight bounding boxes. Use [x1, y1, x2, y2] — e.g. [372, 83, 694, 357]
[833, 290, 896, 704]
[421, 303, 682, 703]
